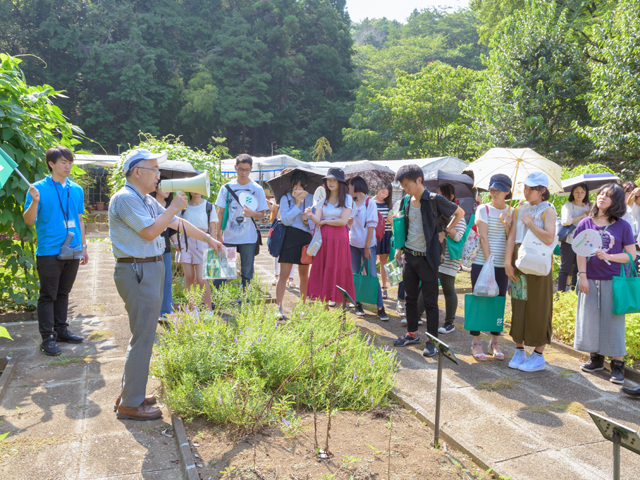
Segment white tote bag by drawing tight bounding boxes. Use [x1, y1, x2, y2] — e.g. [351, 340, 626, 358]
[515, 229, 556, 276]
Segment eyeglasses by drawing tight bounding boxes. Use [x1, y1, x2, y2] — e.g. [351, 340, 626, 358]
[237, 167, 251, 173]
[136, 166, 161, 177]
[400, 182, 415, 191]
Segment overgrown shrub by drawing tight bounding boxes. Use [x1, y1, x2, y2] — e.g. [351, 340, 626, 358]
[0, 53, 86, 310]
[108, 133, 228, 204]
[553, 291, 640, 367]
[152, 284, 399, 430]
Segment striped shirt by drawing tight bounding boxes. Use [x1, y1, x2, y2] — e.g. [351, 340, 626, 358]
[439, 216, 467, 277]
[515, 202, 555, 244]
[108, 182, 177, 258]
[474, 204, 509, 268]
[375, 202, 392, 232]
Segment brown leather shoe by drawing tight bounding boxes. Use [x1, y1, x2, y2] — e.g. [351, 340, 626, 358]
[116, 404, 162, 421]
[114, 394, 157, 412]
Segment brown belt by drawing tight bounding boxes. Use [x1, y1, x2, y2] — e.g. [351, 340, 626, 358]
[116, 256, 163, 264]
[405, 248, 427, 257]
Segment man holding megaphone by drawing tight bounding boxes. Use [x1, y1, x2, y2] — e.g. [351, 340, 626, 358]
[109, 149, 222, 421]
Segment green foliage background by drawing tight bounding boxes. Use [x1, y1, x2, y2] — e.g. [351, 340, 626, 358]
[0, 54, 84, 310]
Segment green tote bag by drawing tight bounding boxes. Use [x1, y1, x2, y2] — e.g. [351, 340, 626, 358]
[463, 294, 506, 332]
[612, 253, 640, 315]
[353, 262, 380, 305]
[446, 214, 475, 261]
[392, 195, 410, 250]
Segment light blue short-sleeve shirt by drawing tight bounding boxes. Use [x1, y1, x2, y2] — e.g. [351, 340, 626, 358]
[108, 182, 175, 258]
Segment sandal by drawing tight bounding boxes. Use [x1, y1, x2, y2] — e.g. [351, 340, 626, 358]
[272, 277, 278, 286]
[471, 343, 487, 361]
[288, 281, 296, 289]
[488, 341, 505, 360]
[381, 287, 388, 299]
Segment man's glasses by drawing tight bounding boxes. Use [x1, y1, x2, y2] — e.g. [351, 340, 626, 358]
[237, 167, 251, 173]
[136, 166, 161, 177]
[400, 182, 415, 191]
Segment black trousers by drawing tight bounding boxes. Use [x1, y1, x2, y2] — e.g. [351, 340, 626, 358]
[36, 255, 80, 340]
[558, 241, 578, 292]
[403, 251, 439, 337]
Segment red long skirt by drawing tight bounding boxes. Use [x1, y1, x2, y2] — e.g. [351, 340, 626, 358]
[307, 225, 355, 303]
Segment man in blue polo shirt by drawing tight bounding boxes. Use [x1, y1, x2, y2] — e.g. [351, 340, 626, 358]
[24, 146, 87, 356]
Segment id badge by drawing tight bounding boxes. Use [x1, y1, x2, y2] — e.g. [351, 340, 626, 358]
[65, 219, 76, 229]
[157, 236, 166, 251]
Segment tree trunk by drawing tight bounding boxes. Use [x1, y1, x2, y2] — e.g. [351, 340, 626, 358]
[251, 127, 257, 156]
[241, 124, 246, 154]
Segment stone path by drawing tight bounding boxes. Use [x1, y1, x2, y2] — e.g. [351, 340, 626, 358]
[254, 251, 640, 480]
[0, 238, 181, 480]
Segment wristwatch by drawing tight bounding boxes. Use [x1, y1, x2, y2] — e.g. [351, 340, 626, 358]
[81, 244, 87, 248]
[205, 233, 211, 241]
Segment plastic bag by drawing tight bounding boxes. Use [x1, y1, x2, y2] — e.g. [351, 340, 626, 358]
[306, 227, 323, 256]
[473, 254, 499, 297]
[461, 225, 480, 267]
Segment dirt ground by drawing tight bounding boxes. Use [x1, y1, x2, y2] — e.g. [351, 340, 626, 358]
[184, 406, 493, 480]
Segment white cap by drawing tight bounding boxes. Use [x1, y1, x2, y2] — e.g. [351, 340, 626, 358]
[122, 149, 168, 173]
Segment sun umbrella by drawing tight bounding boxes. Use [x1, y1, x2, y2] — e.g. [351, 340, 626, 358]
[159, 159, 200, 179]
[266, 167, 325, 203]
[343, 160, 396, 191]
[560, 173, 620, 195]
[467, 148, 563, 200]
[422, 170, 475, 199]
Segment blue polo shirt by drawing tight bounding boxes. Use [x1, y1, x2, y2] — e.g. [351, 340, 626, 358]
[24, 176, 85, 256]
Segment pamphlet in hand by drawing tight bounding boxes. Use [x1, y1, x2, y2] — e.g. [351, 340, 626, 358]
[383, 258, 403, 286]
[203, 247, 237, 280]
[509, 275, 528, 301]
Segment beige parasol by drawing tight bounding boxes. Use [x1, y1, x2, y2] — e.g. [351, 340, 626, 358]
[467, 148, 563, 200]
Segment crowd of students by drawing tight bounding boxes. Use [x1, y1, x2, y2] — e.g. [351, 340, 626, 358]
[154, 155, 638, 395]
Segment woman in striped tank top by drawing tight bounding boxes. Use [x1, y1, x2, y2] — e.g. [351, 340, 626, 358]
[470, 174, 513, 361]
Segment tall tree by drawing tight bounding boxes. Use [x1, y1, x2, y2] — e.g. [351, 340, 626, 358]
[467, 0, 592, 161]
[579, 0, 640, 169]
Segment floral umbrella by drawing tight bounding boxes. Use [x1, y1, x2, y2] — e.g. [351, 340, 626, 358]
[343, 160, 396, 191]
[467, 148, 563, 200]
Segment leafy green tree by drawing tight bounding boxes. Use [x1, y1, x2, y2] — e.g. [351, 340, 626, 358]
[579, 0, 640, 172]
[343, 61, 479, 160]
[467, 0, 592, 161]
[0, 54, 83, 310]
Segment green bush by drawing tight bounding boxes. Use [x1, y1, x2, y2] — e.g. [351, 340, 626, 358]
[152, 284, 399, 430]
[108, 134, 229, 204]
[0, 53, 86, 310]
[553, 291, 640, 367]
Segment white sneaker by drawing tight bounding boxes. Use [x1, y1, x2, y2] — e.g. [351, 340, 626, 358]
[276, 307, 285, 320]
[328, 301, 336, 307]
[400, 318, 407, 325]
[288, 281, 296, 289]
[508, 348, 527, 369]
[518, 352, 546, 372]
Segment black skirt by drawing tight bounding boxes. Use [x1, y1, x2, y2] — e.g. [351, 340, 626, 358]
[279, 227, 313, 265]
[376, 230, 392, 255]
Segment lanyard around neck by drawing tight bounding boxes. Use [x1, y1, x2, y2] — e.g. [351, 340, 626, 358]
[53, 180, 70, 231]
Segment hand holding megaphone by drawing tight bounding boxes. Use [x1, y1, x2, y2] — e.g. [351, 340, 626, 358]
[172, 192, 189, 211]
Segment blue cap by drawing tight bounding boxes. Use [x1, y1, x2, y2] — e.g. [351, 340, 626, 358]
[520, 171, 549, 188]
[122, 149, 168, 173]
[488, 173, 512, 193]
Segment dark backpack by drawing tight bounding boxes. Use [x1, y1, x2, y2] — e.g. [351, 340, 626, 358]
[267, 218, 287, 257]
[365, 197, 386, 243]
[176, 201, 214, 252]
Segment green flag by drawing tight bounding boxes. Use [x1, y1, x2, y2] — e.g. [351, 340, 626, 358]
[0, 146, 19, 188]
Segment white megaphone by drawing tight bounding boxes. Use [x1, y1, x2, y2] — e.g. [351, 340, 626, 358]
[159, 171, 211, 198]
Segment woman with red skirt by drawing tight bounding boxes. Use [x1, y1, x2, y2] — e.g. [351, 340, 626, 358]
[305, 167, 355, 304]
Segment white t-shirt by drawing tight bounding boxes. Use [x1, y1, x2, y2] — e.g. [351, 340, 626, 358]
[181, 201, 218, 231]
[349, 197, 379, 248]
[215, 179, 268, 244]
[474, 204, 509, 268]
[321, 195, 353, 220]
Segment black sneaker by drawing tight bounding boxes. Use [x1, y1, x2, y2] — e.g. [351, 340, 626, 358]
[393, 334, 420, 347]
[581, 353, 604, 373]
[40, 335, 61, 356]
[610, 360, 625, 385]
[438, 323, 455, 334]
[378, 308, 389, 321]
[56, 328, 84, 344]
[354, 303, 366, 316]
[423, 341, 437, 357]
